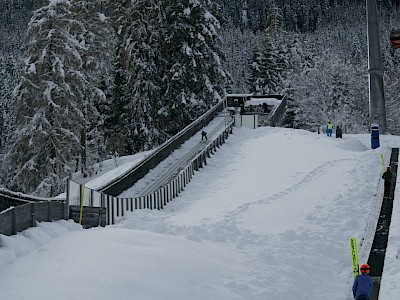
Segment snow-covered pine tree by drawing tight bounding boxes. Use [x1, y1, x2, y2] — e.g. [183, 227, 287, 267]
[214, 0, 242, 29]
[283, 1, 370, 133]
[103, 50, 131, 156]
[281, 0, 325, 33]
[381, 6, 400, 134]
[247, 0, 267, 31]
[4, 0, 88, 196]
[0, 55, 20, 152]
[71, 0, 115, 176]
[123, 0, 166, 153]
[160, 0, 229, 135]
[280, 34, 313, 129]
[383, 44, 400, 133]
[247, 49, 264, 94]
[384, 53, 400, 134]
[290, 44, 368, 132]
[103, 0, 135, 156]
[247, 1, 289, 95]
[220, 27, 262, 93]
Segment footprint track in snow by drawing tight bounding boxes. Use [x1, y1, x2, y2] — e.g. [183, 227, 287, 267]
[222, 158, 353, 221]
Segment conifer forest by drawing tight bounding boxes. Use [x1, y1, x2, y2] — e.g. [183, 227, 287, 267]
[0, 0, 400, 197]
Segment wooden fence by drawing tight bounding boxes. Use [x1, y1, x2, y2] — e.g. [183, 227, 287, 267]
[69, 206, 106, 228]
[0, 201, 67, 236]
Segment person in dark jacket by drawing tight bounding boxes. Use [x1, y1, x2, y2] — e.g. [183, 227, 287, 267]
[382, 166, 393, 198]
[353, 263, 373, 300]
[336, 126, 343, 138]
[201, 131, 207, 141]
[240, 104, 245, 115]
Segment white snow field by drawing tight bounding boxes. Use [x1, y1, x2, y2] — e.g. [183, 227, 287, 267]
[1, 126, 400, 300]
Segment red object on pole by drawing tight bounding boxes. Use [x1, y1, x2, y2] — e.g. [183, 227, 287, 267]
[390, 30, 400, 49]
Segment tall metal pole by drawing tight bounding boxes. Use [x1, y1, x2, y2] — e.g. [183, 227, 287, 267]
[366, 0, 386, 133]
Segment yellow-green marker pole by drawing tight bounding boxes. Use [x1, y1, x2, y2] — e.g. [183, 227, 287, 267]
[79, 184, 85, 224]
[380, 154, 385, 172]
[350, 237, 359, 278]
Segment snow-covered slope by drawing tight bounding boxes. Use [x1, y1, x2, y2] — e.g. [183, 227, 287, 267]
[1, 127, 399, 300]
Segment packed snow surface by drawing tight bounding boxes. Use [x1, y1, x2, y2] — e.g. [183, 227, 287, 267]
[1, 127, 400, 300]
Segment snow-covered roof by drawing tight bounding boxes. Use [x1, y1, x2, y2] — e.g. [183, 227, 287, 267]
[245, 97, 281, 106]
[226, 94, 252, 97]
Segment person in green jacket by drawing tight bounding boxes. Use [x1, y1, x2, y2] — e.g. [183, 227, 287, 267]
[326, 121, 333, 137]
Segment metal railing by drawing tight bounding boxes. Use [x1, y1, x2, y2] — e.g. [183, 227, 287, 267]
[98, 98, 227, 196]
[67, 121, 234, 225]
[264, 95, 287, 127]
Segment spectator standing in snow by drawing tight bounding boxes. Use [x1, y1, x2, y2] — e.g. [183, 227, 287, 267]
[326, 121, 333, 137]
[336, 126, 343, 138]
[382, 166, 393, 198]
[352, 263, 373, 300]
[201, 131, 208, 141]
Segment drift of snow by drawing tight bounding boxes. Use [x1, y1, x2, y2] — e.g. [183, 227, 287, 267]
[1, 127, 400, 300]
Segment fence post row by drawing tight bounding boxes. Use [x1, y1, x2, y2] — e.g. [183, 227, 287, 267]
[65, 120, 234, 226]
